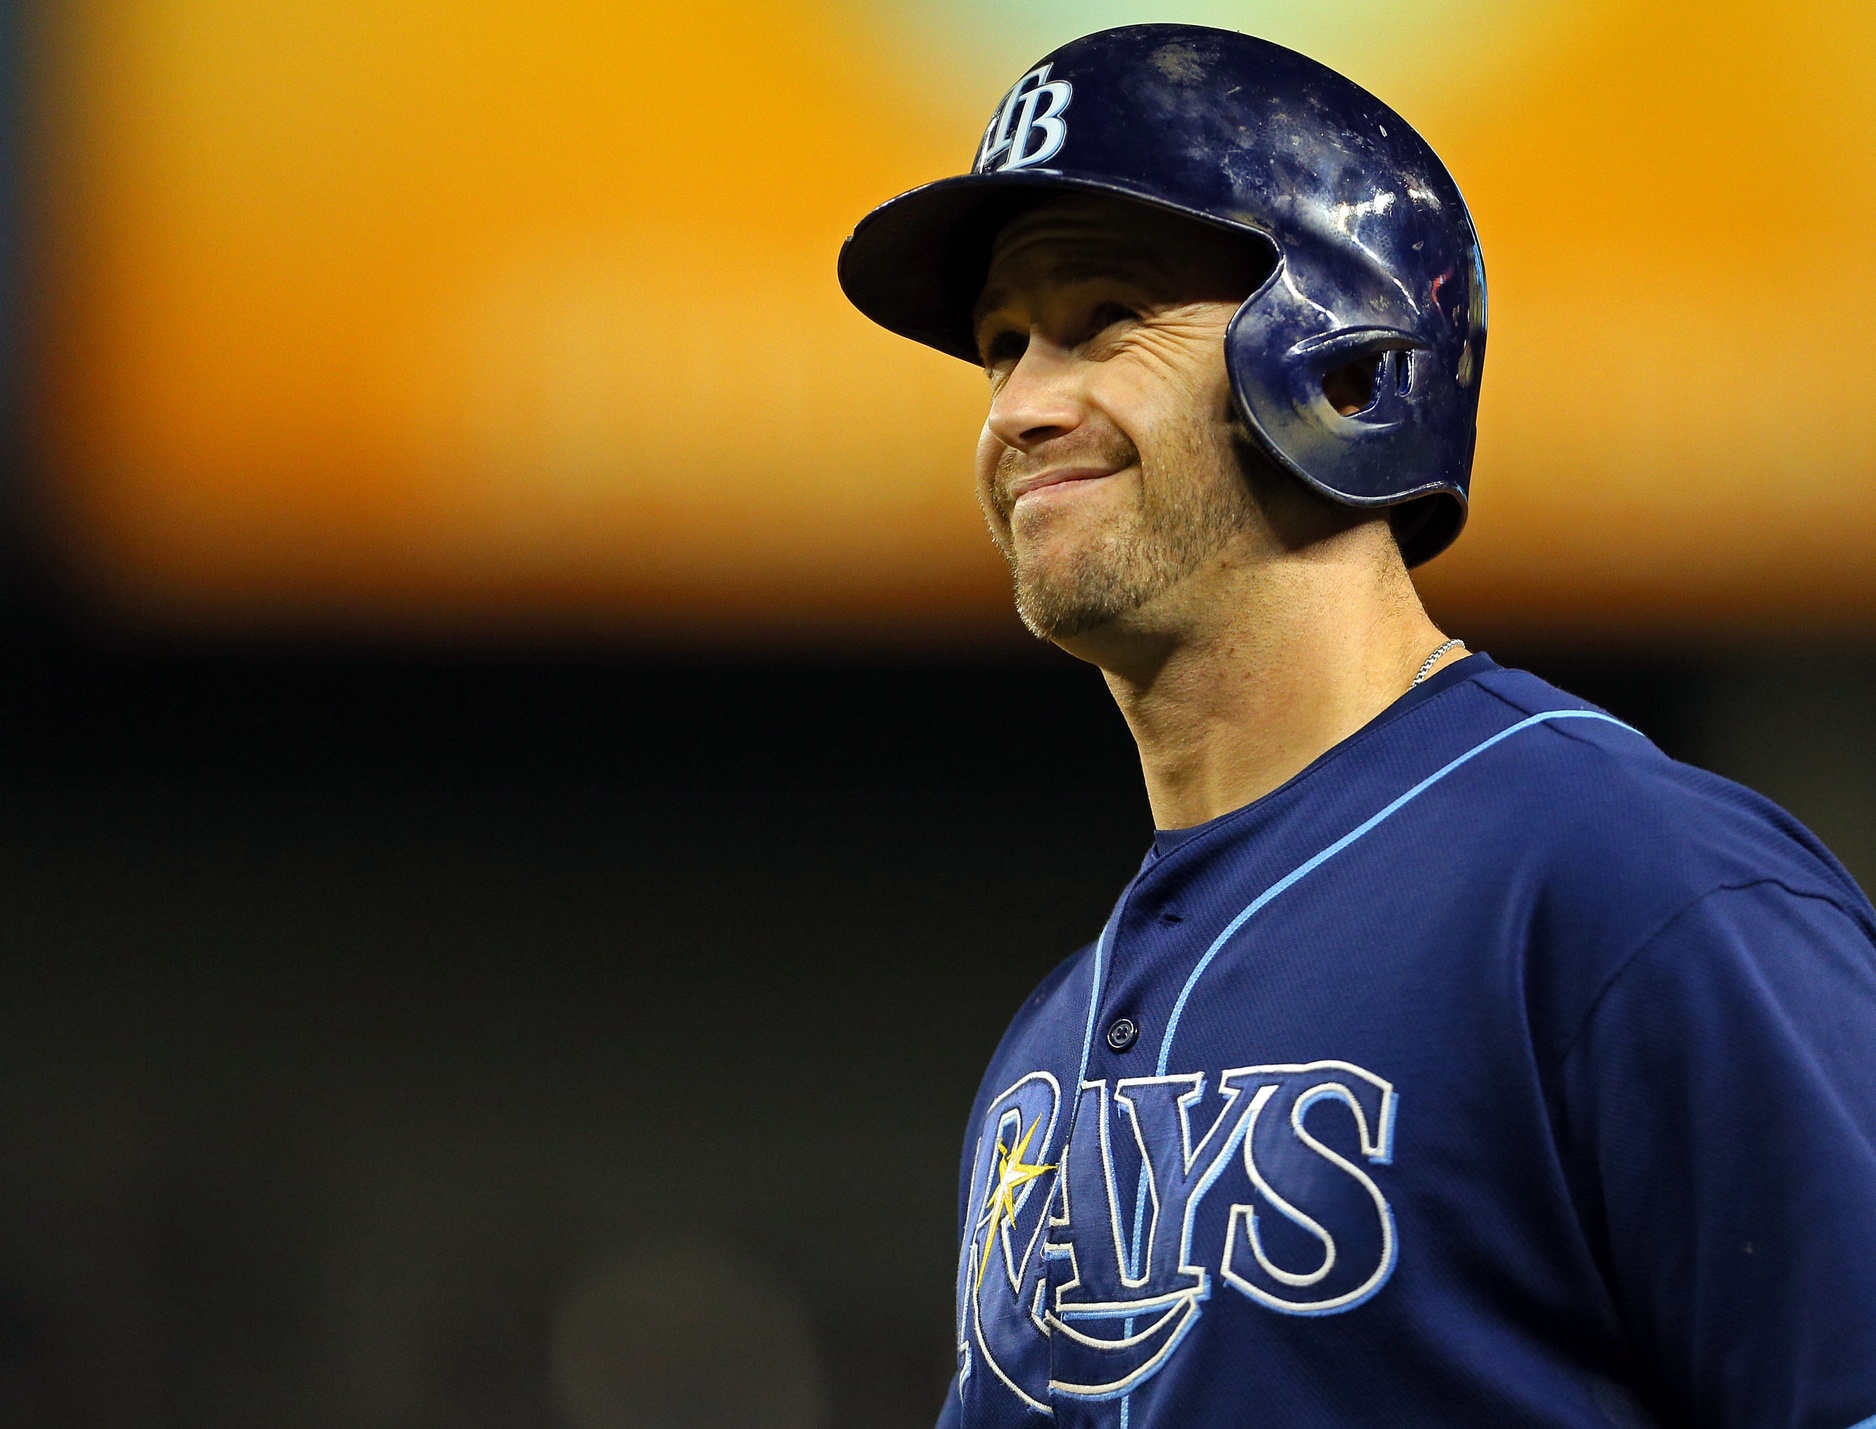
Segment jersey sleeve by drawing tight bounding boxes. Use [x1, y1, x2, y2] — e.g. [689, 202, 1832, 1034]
[933, 1376, 962, 1429]
[1560, 879, 1876, 1429]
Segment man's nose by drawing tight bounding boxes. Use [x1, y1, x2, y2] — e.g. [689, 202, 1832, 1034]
[985, 338, 1083, 452]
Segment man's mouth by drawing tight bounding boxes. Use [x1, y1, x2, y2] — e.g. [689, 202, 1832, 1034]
[1007, 466, 1122, 507]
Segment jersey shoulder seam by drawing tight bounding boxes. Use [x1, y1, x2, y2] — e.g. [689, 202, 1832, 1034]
[1556, 877, 1876, 1069]
[1477, 678, 1629, 745]
[1476, 678, 1876, 916]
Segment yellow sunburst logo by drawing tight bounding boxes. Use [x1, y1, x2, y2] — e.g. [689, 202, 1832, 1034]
[975, 1117, 1055, 1289]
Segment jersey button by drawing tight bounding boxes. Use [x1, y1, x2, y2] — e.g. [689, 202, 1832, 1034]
[1105, 1016, 1140, 1053]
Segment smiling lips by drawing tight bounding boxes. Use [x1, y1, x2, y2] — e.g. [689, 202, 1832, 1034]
[1007, 466, 1122, 504]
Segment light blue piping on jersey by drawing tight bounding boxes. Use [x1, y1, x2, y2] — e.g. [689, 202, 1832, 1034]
[1153, 709, 1640, 1075]
[1067, 912, 1137, 1429]
[1845, 1415, 1876, 1429]
[1077, 913, 1118, 1093]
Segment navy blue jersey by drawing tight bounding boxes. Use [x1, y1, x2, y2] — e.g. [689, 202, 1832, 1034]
[939, 656, 1876, 1429]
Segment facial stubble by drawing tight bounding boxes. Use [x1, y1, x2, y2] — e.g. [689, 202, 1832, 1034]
[992, 410, 1260, 642]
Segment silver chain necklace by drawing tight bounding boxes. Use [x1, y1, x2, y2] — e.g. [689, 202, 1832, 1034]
[1412, 638, 1466, 687]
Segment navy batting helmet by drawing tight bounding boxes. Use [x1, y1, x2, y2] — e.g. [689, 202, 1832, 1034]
[837, 24, 1487, 566]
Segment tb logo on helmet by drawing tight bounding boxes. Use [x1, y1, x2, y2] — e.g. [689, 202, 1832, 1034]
[977, 65, 1073, 173]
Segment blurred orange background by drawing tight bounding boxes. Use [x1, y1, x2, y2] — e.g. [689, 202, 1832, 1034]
[32, 0, 1876, 642]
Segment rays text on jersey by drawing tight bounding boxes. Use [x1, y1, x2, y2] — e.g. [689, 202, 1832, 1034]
[959, 1060, 1399, 1405]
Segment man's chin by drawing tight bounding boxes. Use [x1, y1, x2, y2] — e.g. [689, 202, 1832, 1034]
[1011, 571, 1133, 644]
[1016, 604, 1106, 644]
[1011, 549, 1214, 648]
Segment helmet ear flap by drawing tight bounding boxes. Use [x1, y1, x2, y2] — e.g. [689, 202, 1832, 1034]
[1225, 280, 1452, 520]
[1224, 301, 1467, 566]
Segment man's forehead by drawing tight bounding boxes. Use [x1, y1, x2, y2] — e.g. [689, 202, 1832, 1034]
[975, 192, 1271, 320]
[978, 199, 1181, 310]
[991, 196, 1176, 268]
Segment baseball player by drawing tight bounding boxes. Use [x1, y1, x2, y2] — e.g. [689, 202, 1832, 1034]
[837, 24, 1876, 1429]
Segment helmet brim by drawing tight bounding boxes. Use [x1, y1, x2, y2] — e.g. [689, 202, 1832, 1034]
[836, 170, 1275, 365]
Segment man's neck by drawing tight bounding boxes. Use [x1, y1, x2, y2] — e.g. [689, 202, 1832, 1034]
[1074, 524, 1456, 830]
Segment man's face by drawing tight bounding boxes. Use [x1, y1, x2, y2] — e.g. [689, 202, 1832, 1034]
[972, 195, 1270, 644]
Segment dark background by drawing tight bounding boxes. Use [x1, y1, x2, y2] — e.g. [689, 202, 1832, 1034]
[0, 609, 1866, 1427]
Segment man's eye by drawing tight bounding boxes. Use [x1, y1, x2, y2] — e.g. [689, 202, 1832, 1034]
[1086, 302, 1139, 342]
[982, 329, 1028, 370]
